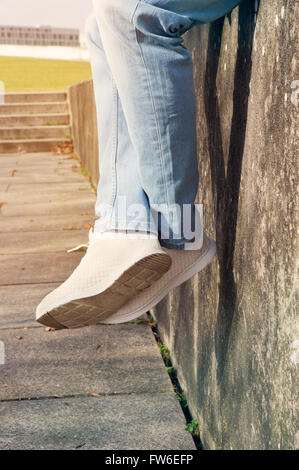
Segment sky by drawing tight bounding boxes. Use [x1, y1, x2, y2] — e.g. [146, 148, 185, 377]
[0, 0, 93, 31]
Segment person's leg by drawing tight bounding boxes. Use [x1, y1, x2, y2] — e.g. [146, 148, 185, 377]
[91, 0, 197, 249]
[36, 0, 242, 329]
[36, 11, 173, 331]
[85, 14, 152, 234]
[91, 0, 242, 249]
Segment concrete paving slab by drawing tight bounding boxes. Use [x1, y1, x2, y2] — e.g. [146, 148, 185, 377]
[0, 114, 70, 127]
[0, 252, 84, 285]
[1, 180, 91, 193]
[0, 324, 173, 400]
[0, 164, 81, 176]
[0, 283, 59, 328]
[0, 138, 72, 154]
[0, 214, 95, 233]
[0, 151, 191, 451]
[0, 230, 89, 254]
[0, 187, 95, 204]
[0, 160, 76, 172]
[0, 174, 88, 185]
[0, 164, 81, 177]
[0, 393, 195, 450]
[0, 125, 71, 140]
[0, 283, 146, 329]
[0, 156, 78, 169]
[0, 102, 68, 115]
[1, 199, 94, 216]
[0, 152, 76, 165]
[2, 181, 92, 193]
[4, 92, 67, 104]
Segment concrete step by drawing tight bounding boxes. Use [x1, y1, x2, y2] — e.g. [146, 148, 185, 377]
[0, 138, 71, 153]
[3, 92, 67, 103]
[0, 113, 70, 127]
[0, 126, 71, 140]
[0, 102, 68, 115]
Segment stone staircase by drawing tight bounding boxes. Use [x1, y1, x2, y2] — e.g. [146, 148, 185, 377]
[0, 91, 71, 153]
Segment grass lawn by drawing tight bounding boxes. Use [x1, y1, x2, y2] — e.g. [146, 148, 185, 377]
[0, 56, 92, 92]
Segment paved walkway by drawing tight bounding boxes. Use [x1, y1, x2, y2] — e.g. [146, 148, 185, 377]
[0, 152, 195, 450]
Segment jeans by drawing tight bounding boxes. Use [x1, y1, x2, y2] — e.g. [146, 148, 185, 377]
[85, 0, 242, 249]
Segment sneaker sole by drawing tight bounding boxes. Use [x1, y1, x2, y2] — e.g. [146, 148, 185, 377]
[36, 251, 171, 329]
[101, 236, 216, 324]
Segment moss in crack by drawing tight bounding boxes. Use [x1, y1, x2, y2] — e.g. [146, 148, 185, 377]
[185, 419, 200, 438]
[79, 163, 96, 193]
[145, 311, 203, 449]
[174, 392, 188, 409]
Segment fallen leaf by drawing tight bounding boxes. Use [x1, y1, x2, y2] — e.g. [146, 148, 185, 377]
[16, 336, 22, 340]
[52, 142, 74, 155]
[75, 443, 85, 449]
[90, 393, 102, 397]
[85, 223, 92, 230]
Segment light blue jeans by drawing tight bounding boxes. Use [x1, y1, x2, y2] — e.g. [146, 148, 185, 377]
[85, 0, 242, 249]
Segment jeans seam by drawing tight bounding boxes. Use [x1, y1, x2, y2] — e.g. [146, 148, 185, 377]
[129, 1, 140, 23]
[108, 78, 119, 226]
[131, 2, 171, 208]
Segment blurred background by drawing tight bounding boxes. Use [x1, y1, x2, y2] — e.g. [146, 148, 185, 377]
[0, 0, 94, 91]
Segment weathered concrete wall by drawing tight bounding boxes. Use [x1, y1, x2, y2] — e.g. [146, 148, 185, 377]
[68, 0, 298, 450]
[68, 80, 99, 185]
[152, 0, 298, 450]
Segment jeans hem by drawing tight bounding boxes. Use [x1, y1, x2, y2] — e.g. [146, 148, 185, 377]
[159, 239, 186, 251]
[94, 218, 158, 235]
[94, 217, 189, 250]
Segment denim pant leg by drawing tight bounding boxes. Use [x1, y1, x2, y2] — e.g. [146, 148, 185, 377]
[85, 14, 153, 234]
[91, 0, 242, 249]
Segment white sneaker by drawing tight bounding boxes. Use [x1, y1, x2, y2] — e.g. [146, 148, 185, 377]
[99, 233, 216, 324]
[36, 230, 171, 329]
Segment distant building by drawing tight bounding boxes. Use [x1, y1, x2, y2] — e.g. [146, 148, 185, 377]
[0, 25, 80, 47]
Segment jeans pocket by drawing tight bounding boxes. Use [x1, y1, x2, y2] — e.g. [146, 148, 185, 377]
[132, 0, 195, 38]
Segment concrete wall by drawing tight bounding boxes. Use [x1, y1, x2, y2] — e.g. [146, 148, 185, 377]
[68, 0, 298, 450]
[152, 0, 298, 450]
[68, 79, 99, 184]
